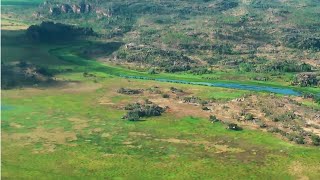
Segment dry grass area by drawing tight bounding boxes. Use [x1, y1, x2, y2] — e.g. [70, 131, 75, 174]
[289, 161, 320, 180]
[1, 15, 29, 30]
[2, 127, 77, 153]
[101, 79, 320, 145]
[2, 76, 320, 179]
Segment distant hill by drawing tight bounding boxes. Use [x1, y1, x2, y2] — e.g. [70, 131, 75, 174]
[8, 0, 320, 70]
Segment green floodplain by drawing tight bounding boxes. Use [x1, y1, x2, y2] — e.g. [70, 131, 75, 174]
[2, 0, 320, 179]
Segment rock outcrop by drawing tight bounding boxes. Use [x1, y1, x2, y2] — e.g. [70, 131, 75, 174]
[45, 1, 92, 16]
[61, 4, 73, 13]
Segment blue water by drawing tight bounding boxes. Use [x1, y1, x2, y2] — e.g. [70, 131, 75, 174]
[1, 105, 15, 111]
[120, 75, 301, 96]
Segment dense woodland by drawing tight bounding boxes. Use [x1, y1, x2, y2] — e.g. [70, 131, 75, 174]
[26, 21, 95, 42]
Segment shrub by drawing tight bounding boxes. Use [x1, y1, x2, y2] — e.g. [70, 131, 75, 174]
[36, 67, 53, 77]
[209, 115, 219, 122]
[27, 21, 95, 42]
[124, 103, 141, 110]
[123, 102, 165, 121]
[294, 136, 305, 144]
[284, 34, 320, 50]
[258, 60, 312, 73]
[170, 87, 183, 93]
[202, 107, 210, 111]
[267, 127, 281, 133]
[146, 87, 162, 94]
[311, 135, 320, 146]
[292, 73, 319, 87]
[183, 96, 203, 104]
[164, 65, 191, 73]
[117, 88, 142, 95]
[162, 94, 170, 98]
[259, 123, 267, 128]
[189, 67, 212, 75]
[127, 110, 140, 121]
[272, 117, 280, 122]
[148, 68, 157, 74]
[227, 123, 242, 131]
[199, 100, 208, 106]
[239, 62, 254, 72]
[286, 133, 305, 144]
[17, 61, 28, 68]
[144, 99, 153, 104]
[244, 113, 254, 120]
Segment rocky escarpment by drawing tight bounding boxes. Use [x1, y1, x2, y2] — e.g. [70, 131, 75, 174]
[34, 1, 111, 18]
[43, 1, 92, 15]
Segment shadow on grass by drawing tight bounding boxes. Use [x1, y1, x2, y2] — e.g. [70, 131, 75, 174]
[2, 29, 124, 90]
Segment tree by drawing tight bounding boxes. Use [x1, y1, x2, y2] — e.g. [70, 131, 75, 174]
[148, 68, 157, 74]
[162, 94, 169, 98]
[123, 102, 165, 121]
[244, 113, 254, 120]
[227, 123, 242, 131]
[209, 115, 219, 122]
[127, 110, 140, 121]
[311, 135, 320, 146]
[294, 136, 305, 144]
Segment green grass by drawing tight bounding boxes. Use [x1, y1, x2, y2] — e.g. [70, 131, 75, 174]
[2, 9, 320, 179]
[301, 100, 320, 110]
[2, 28, 318, 96]
[49, 44, 320, 96]
[2, 86, 320, 179]
[1, 0, 44, 6]
[2, 44, 320, 180]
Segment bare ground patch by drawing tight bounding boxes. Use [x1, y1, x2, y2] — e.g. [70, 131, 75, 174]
[154, 138, 245, 154]
[68, 117, 89, 131]
[288, 161, 320, 180]
[2, 127, 77, 153]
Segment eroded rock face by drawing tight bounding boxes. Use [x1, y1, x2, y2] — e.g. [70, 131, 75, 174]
[61, 4, 72, 13]
[79, 2, 91, 13]
[72, 4, 81, 14]
[96, 9, 112, 18]
[44, 2, 92, 15]
[85, 4, 91, 13]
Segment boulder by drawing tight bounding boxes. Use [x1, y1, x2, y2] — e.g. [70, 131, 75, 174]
[72, 4, 81, 14]
[61, 4, 72, 13]
[85, 4, 91, 13]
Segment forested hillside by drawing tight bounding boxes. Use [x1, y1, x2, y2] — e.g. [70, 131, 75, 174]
[4, 0, 320, 71]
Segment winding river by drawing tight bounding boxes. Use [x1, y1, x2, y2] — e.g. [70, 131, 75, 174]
[50, 47, 309, 96]
[120, 75, 301, 96]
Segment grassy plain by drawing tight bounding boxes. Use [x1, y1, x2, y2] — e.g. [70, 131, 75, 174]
[2, 29, 320, 179]
[1, 1, 320, 179]
[2, 77, 320, 179]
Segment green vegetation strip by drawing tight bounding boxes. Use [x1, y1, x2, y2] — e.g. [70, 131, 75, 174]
[49, 46, 319, 96]
[1, 0, 43, 6]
